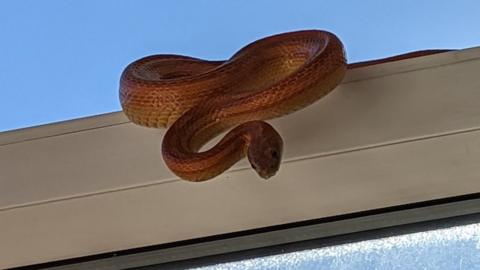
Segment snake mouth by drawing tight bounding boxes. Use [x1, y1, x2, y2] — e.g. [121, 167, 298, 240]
[257, 169, 278, 179]
[251, 162, 279, 179]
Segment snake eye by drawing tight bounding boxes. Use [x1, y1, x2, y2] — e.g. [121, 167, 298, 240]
[271, 150, 279, 159]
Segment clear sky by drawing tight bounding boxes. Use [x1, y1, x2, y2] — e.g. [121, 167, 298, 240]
[1, 0, 479, 132]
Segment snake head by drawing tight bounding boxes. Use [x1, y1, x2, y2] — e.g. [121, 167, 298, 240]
[246, 122, 283, 179]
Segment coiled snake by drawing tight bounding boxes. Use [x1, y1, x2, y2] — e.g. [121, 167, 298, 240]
[120, 30, 449, 182]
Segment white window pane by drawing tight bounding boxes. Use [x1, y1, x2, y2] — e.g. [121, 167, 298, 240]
[191, 223, 480, 270]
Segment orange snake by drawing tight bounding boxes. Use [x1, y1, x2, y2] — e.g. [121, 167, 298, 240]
[120, 30, 450, 182]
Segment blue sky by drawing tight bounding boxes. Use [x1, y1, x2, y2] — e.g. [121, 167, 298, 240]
[1, 0, 479, 132]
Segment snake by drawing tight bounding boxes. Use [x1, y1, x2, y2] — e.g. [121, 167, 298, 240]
[119, 30, 450, 182]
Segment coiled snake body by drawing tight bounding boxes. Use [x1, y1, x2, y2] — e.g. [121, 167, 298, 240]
[120, 30, 449, 182]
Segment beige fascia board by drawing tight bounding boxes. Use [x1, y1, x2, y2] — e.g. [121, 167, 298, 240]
[1, 46, 480, 268]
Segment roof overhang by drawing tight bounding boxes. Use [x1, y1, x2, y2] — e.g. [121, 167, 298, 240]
[2, 46, 480, 268]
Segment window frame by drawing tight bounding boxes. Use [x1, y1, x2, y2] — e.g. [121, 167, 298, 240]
[14, 193, 480, 270]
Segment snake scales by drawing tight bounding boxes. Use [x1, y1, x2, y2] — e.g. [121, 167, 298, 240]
[120, 30, 449, 182]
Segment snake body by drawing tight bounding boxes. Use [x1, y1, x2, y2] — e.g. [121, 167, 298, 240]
[120, 30, 449, 182]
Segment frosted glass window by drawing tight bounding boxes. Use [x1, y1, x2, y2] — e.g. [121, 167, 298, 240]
[191, 223, 480, 270]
